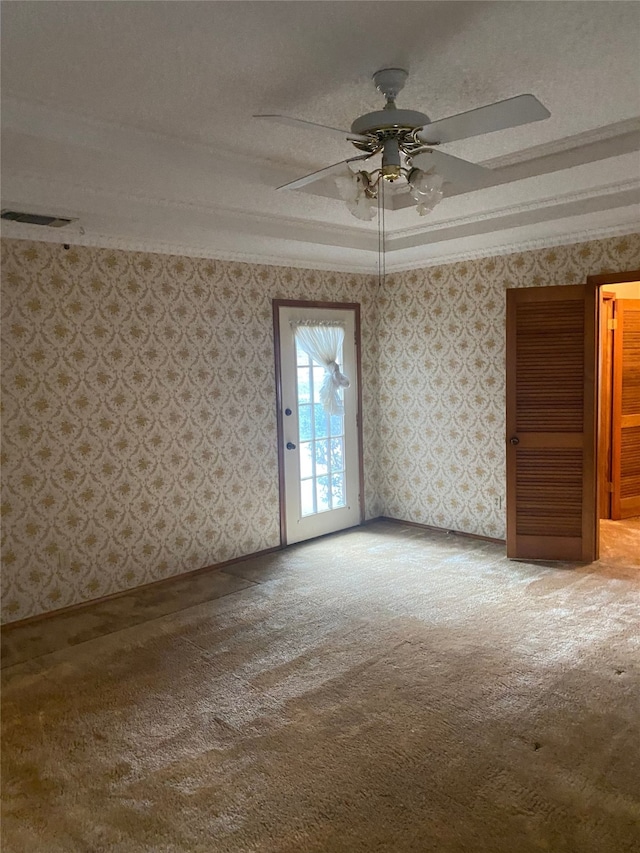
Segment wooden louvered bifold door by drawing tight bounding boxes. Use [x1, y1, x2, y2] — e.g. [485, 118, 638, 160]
[506, 284, 597, 561]
[611, 299, 640, 519]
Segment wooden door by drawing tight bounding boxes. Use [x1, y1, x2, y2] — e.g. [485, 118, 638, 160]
[611, 299, 640, 519]
[506, 284, 598, 561]
[598, 292, 616, 519]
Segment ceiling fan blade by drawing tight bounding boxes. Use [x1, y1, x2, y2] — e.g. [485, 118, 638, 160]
[416, 94, 550, 145]
[254, 114, 370, 144]
[411, 149, 490, 188]
[277, 154, 373, 191]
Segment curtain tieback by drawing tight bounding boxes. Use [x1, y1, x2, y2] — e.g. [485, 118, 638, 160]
[327, 361, 350, 389]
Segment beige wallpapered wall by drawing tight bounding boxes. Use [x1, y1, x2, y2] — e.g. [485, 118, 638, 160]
[2, 233, 640, 622]
[0, 240, 381, 622]
[376, 234, 640, 539]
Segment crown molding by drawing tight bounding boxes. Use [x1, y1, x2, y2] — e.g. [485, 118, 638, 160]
[3, 218, 638, 279]
[481, 117, 640, 170]
[389, 178, 640, 242]
[385, 223, 640, 272]
[4, 98, 638, 274]
[0, 222, 379, 275]
[3, 169, 359, 236]
[3, 169, 378, 252]
[7, 167, 637, 257]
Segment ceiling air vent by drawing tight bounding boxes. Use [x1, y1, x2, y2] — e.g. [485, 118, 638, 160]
[1, 209, 76, 228]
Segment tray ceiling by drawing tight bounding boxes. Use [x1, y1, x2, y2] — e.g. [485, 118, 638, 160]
[2, 1, 639, 271]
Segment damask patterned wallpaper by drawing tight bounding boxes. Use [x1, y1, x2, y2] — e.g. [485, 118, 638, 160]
[0, 239, 381, 623]
[2, 233, 639, 622]
[376, 234, 640, 539]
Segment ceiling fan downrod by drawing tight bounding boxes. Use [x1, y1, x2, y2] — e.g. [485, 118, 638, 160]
[381, 138, 402, 181]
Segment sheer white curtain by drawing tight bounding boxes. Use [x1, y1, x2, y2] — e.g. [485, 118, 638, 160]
[293, 323, 350, 415]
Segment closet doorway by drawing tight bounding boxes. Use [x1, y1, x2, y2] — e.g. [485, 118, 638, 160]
[598, 278, 640, 566]
[506, 269, 640, 563]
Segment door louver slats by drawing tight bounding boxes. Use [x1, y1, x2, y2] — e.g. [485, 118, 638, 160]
[516, 449, 582, 537]
[506, 284, 597, 562]
[612, 301, 640, 518]
[516, 301, 584, 432]
[620, 428, 640, 498]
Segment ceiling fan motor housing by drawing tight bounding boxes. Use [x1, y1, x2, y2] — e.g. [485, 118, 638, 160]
[350, 108, 430, 138]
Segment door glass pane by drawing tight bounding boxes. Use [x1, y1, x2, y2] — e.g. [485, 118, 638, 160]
[316, 475, 330, 512]
[300, 479, 315, 516]
[299, 442, 313, 479]
[314, 404, 329, 439]
[298, 404, 312, 442]
[293, 327, 349, 519]
[312, 366, 325, 403]
[331, 473, 345, 508]
[297, 367, 311, 404]
[330, 437, 344, 472]
[314, 440, 329, 476]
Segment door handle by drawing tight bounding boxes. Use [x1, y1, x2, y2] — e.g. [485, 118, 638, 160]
[286, 442, 296, 450]
[510, 436, 519, 445]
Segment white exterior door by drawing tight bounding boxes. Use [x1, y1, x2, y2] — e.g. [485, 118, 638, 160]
[277, 303, 361, 545]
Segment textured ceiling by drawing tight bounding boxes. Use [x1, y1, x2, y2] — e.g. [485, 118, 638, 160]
[2, 1, 639, 271]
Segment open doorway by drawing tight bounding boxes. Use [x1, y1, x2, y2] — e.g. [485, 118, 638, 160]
[598, 279, 640, 568]
[505, 271, 639, 564]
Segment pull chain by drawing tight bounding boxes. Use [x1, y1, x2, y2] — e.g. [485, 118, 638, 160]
[377, 179, 386, 290]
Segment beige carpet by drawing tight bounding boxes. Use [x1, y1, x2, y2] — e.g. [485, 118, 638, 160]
[2, 521, 639, 852]
[600, 516, 640, 570]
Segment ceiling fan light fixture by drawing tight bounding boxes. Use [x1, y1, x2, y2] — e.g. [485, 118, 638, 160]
[408, 167, 444, 214]
[346, 195, 377, 221]
[335, 169, 361, 203]
[336, 169, 378, 220]
[416, 196, 442, 216]
[408, 167, 444, 196]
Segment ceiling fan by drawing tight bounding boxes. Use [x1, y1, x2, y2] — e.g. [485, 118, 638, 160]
[254, 68, 550, 218]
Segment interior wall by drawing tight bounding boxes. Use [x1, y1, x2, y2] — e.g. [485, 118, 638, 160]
[2, 233, 640, 623]
[377, 234, 640, 539]
[600, 281, 640, 298]
[0, 239, 381, 623]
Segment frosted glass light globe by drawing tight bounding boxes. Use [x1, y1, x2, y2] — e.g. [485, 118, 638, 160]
[335, 170, 360, 203]
[409, 168, 444, 215]
[347, 196, 377, 221]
